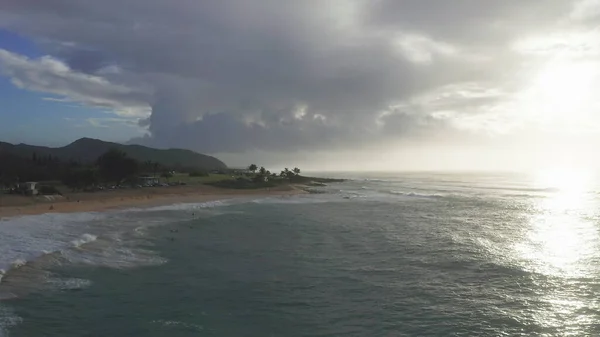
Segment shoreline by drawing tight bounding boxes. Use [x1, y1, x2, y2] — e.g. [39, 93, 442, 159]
[0, 184, 307, 302]
[0, 184, 307, 219]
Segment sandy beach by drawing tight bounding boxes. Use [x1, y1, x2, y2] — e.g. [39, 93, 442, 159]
[0, 184, 306, 219]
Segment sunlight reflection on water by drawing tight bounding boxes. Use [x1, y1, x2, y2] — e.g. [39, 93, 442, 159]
[517, 169, 598, 277]
[512, 169, 600, 334]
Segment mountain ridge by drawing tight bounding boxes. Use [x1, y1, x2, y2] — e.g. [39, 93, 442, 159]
[0, 138, 227, 170]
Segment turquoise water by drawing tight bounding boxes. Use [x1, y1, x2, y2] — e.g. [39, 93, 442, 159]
[2, 172, 600, 336]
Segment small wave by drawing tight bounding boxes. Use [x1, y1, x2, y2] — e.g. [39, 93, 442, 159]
[0, 251, 59, 286]
[63, 242, 168, 269]
[143, 200, 231, 212]
[10, 260, 26, 269]
[0, 259, 30, 284]
[388, 190, 443, 198]
[251, 196, 333, 205]
[46, 277, 92, 291]
[134, 226, 148, 237]
[151, 320, 204, 331]
[71, 234, 98, 248]
[460, 184, 561, 193]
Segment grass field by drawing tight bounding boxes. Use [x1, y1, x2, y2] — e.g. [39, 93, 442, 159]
[168, 173, 235, 185]
[18, 174, 237, 195]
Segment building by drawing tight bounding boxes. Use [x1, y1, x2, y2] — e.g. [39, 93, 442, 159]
[18, 182, 38, 195]
[138, 176, 159, 186]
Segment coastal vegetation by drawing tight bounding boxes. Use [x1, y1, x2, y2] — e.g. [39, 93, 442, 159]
[1, 148, 343, 195]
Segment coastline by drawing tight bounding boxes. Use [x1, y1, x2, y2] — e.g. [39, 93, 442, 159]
[0, 184, 307, 219]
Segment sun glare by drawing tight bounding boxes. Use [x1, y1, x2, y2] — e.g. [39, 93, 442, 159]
[517, 167, 597, 278]
[522, 60, 599, 127]
[534, 167, 591, 193]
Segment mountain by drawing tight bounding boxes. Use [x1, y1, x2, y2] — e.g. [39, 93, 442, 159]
[0, 138, 227, 170]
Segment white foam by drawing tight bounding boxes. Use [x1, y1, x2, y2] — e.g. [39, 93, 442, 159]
[250, 195, 334, 205]
[10, 260, 26, 269]
[0, 208, 169, 293]
[0, 211, 105, 275]
[71, 234, 98, 248]
[46, 277, 92, 291]
[140, 199, 232, 212]
[62, 242, 168, 270]
[388, 190, 443, 198]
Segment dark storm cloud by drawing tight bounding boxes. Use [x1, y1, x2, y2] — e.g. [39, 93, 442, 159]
[0, 0, 593, 154]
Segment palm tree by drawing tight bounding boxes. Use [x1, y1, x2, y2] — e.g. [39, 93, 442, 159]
[293, 167, 301, 176]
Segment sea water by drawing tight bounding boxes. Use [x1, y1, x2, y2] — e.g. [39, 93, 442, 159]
[2, 172, 600, 336]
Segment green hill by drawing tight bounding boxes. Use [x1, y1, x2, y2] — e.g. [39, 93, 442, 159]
[0, 138, 227, 170]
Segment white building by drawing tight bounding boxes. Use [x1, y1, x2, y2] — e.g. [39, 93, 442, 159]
[19, 182, 38, 195]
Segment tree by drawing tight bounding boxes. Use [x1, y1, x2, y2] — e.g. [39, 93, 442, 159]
[259, 166, 267, 176]
[0, 173, 17, 189]
[248, 164, 258, 173]
[280, 168, 291, 179]
[62, 168, 98, 191]
[293, 167, 301, 176]
[97, 148, 139, 184]
[143, 160, 160, 177]
[152, 162, 160, 178]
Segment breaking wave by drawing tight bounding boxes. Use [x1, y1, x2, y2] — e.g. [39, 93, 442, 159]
[71, 234, 98, 248]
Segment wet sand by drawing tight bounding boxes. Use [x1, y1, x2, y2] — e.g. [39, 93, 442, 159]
[0, 184, 306, 219]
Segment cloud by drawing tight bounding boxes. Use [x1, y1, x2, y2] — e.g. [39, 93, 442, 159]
[570, 0, 600, 21]
[0, 0, 599, 157]
[86, 117, 140, 128]
[0, 49, 151, 117]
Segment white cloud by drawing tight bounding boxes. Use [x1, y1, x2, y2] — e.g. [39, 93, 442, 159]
[393, 34, 458, 64]
[570, 0, 600, 21]
[0, 49, 151, 117]
[512, 30, 600, 57]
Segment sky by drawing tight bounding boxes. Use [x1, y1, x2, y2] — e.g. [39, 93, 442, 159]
[1, 0, 600, 171]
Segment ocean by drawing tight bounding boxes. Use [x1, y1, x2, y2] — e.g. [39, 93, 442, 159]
[1, 171, 600, 336]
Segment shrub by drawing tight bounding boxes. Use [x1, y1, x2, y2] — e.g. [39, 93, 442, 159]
[189, 171, 209, 177]
[38, 185, 62, 195]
